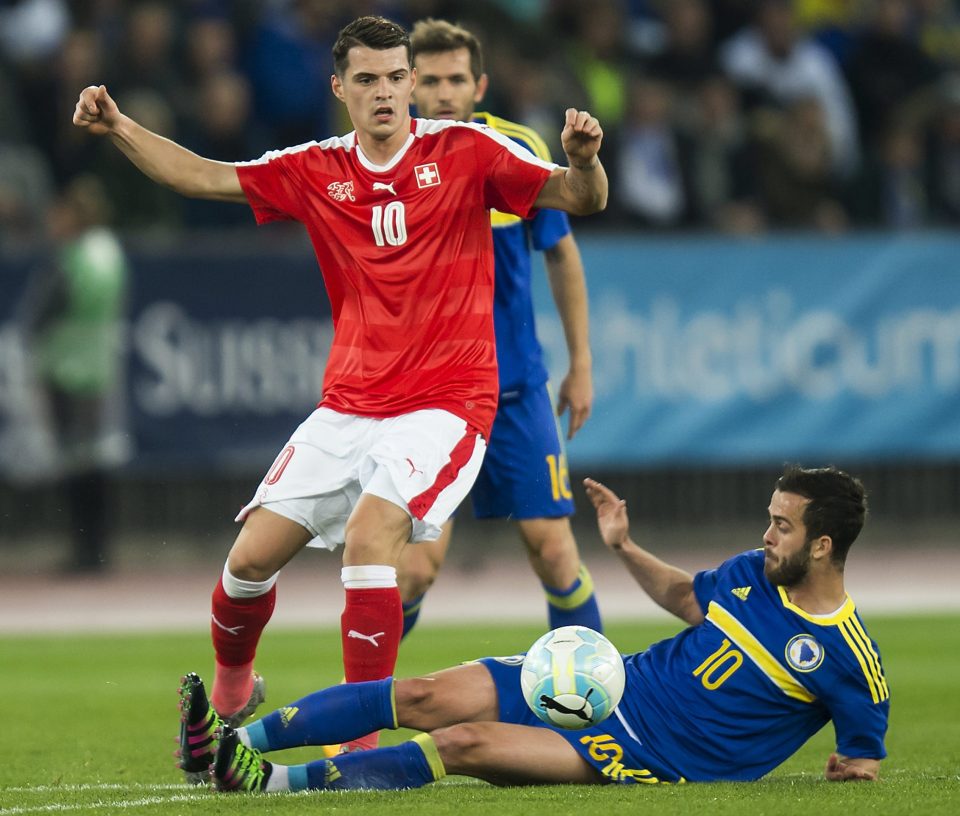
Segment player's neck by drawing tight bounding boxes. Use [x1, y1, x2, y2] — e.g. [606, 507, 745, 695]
[783, 569, 846, 615]
[356, 118, 412, 165]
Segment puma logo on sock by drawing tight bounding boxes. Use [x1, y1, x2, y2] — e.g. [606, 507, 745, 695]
[211, 614, 244, 635]
[347, 629, 385, 647]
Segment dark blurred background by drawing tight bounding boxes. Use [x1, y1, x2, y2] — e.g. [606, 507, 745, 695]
[1, 0, 958, 577]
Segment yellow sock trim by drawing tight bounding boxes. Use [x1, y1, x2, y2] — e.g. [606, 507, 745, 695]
[389, 679, 399, 729]
[412, 733, 447, 781]
[544, 565, 595, 611]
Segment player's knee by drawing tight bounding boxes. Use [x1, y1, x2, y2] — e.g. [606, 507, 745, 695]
[536, 534, 579, 565]
[522, 523, 581, 582]
[521, 519, 576, 558]
[394, 677, 442, 725]
[430, 723, 493, 770]
[398, 560, 438, 600]
[226, 548, 278, 583]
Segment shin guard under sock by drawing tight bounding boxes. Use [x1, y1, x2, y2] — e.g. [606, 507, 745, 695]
[210, 568, 277, 714]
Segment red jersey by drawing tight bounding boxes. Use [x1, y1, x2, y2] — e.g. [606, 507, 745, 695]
[236, 118, 555, 437]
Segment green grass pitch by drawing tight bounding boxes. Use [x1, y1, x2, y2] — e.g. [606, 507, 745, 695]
[2, 615, 957, 815]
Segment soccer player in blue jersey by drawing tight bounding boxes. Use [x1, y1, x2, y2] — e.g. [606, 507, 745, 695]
[185, 465, 887, 791]
[395, 18, 602, 639]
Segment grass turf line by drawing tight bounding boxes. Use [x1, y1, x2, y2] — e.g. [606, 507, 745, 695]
[1, 616, 957, 815]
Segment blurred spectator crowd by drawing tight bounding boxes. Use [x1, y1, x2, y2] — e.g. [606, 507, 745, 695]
[3, 0, 960, 240]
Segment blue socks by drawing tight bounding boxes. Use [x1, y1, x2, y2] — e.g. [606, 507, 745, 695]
[401, 594, 425, 639]
[544, 565, 603, 632]
[245, 678, 395, 751]
[298, 734, 445, 791]
[242, 680, 446, 793]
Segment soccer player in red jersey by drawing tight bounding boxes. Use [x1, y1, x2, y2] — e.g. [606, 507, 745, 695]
[397, 19, 602, 645]
[72, 15, 607, 772]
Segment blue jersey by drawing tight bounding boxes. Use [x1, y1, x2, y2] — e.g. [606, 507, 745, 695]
[474, 112, 571, 394]
[619, 550, 890, 781]
[484, 549, 889, 784]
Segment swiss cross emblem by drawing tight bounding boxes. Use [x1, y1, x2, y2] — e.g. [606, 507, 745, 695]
[415, 163, 441, 188]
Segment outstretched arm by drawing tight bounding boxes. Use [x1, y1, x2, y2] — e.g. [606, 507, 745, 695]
[824, 753, 880, 782]
[584, 478, 704, 625]
[534, 109, 608, 216]
[544, 234, 592, 439]
[73, 84, 245, 202]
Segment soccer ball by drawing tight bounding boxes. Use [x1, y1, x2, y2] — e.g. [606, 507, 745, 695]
[520, 625, 625, 730]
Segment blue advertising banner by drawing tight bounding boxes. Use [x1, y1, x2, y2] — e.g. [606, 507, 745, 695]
[533, 234, 960, 465]
[124, 243, 331, 469]
[1, 239, 332, 475]
[2, 233, 959, 473]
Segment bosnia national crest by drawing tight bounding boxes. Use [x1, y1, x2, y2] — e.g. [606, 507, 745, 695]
[785, 634, 825, 672]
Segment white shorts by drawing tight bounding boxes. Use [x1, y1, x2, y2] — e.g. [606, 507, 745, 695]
[236, 407, 486, 549]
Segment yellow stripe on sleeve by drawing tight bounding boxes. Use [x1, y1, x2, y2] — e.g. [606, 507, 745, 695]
[848, 615, 889, 699]
[707, 602, 817, 703]
[492, 121, 552, 161]
[480, 112, 553, 230]
[480, 112, 554, 161]
[838, 621, 880, 703]
[838, 619, 888, 703]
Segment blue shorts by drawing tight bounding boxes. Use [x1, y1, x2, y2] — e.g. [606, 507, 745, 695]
[478, 656, 681, 784]
[470, 383, 575, 520]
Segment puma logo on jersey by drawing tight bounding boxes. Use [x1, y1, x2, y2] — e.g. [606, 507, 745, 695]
[280, 706, 299, 727]
[211, 614, 244, 635]
[406, 457, 424, 477]
[348, 629, 386, 647]
[731, 586, 752, 601]
[372, 181, 397, 195]
[327, 180, 356, 202]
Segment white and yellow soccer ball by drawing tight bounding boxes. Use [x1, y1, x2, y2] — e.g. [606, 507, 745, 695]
[520, 625, 625, 730]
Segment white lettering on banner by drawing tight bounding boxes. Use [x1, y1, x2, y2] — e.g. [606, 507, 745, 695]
[536, 291, 960, 403]
[132, 303, 331, 415]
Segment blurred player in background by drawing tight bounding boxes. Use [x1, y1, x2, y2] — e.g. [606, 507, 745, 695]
[184, 464, 887, 791]
[398, 18, 602, 640]
[72, 15, 608, 774]
[15, 175, 131, 574]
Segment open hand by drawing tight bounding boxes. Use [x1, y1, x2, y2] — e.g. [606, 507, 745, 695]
[583, 478, 629, 550]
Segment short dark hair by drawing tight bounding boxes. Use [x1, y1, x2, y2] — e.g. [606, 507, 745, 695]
[776, 465, 867, 566]
[410, 18, 484, 80]
[333, 16, 411, 77]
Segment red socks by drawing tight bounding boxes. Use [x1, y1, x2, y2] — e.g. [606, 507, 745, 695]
[206, 562, 402, 736]
[209, 575, 276, 716]
[340, 586, 403, 683]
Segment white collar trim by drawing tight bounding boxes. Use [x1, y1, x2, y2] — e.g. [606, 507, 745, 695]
[354, 130, 416, 173]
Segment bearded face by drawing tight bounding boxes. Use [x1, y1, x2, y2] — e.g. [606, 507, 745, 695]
[763, 490, 816, 587]
[764, 536, 814, 586]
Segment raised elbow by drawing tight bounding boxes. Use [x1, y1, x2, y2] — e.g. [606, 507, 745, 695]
[572, 193, 607, 217]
